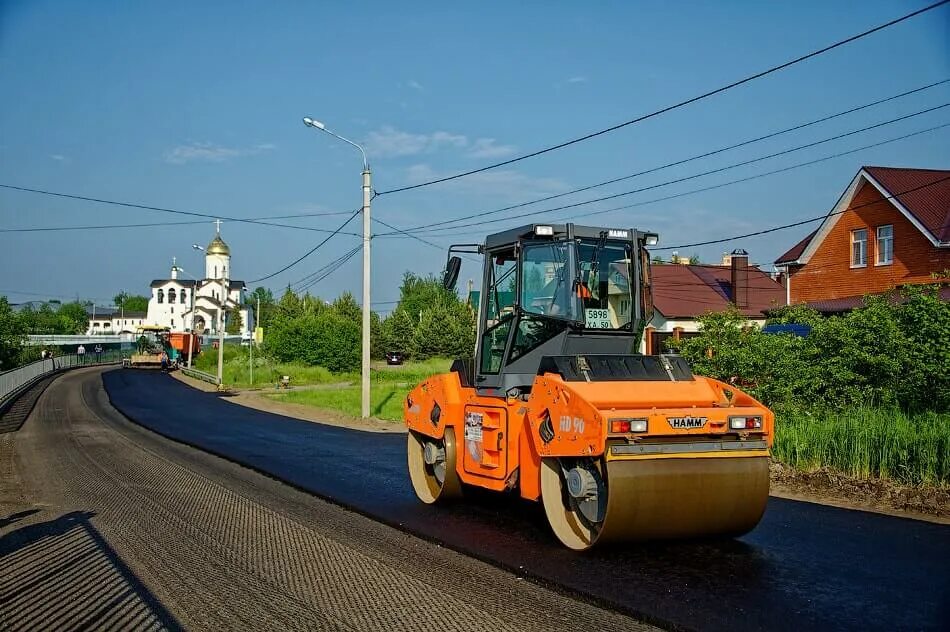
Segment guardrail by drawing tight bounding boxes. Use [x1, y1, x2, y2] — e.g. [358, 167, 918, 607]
[181, 367, 220, 385]
[0, 351, 128, 406]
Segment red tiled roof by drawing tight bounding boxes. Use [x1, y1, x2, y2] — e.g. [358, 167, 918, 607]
[652, 264, 785, 319]
[775, 230, 817, 265]
[864, 166, 950, 243]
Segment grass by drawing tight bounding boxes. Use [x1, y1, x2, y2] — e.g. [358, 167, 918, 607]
[773, 405, 950, 487]
[264, 357, 453, 421]
[266, 384, 408, 421]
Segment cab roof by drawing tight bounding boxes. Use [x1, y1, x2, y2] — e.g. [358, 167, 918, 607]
[484, 223, 644, 249]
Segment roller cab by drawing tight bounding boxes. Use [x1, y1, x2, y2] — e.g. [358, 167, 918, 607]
[405, 223, 773, 549]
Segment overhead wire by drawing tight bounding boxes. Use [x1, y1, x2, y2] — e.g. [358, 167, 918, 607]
[375, 0, 950, 195]
[249, 208, 363, 283]
[0, 183, 362, 236]
[0, 208, 357, 233]
[389, 109, 950, 236]
[384, 79, 950, 234]
[653, 172, 950, 251]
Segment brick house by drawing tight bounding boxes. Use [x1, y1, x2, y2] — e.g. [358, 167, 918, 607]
[774, 166, 950, 310]
[642, 251, 786, 353]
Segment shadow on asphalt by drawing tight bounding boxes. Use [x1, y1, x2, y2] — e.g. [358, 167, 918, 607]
[0, 510, 182, 631]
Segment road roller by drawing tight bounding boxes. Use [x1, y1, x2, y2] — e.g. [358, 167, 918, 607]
[405, 223, 773, 550]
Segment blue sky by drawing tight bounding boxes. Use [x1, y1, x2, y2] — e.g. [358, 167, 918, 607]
[1, 0, 948, 310]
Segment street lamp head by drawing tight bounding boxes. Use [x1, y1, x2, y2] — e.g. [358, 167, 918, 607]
[302, 117, 325, 130]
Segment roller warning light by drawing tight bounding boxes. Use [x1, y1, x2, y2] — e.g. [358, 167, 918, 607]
[404, 223, 774, 550]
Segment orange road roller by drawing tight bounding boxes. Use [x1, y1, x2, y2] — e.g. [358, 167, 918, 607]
[405, 223, 774, 550]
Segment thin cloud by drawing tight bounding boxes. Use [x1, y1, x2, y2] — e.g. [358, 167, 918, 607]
[407, 80, 425, 92]
[363, 126, 468, 158]
[164, 142, 275, 164]
[405, 163, 568, 200]
[468, 138, 517, 159]
[50, 154, 67, 162]
[566, 76, 587, 84]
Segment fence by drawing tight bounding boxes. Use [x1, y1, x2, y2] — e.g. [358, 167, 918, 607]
[0, 351, 128, 406]
[181, 367, 219, 385]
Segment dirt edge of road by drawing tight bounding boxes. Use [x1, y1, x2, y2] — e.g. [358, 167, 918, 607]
[172, 370, 949, 523]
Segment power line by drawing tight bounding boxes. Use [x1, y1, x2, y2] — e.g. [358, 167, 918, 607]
[0, 183, 362, 236]
[0, 208, 356, 233]
[387, 79, 950, 233]
[375, 1, 950, 195]
[289, 245, 362, 290]
[295, 246, 363, 294]
[394, 107, 949, 235]
[383, 122, 950, 242]
[249, 208, 363, 283]
[653, 173, 950, 252]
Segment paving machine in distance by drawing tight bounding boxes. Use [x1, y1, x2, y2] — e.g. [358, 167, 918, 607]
[404, 223, 774, 550]
[128, 326, 200, 369]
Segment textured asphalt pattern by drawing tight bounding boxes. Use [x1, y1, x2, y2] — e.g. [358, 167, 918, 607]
[102, 369, 950, 631]
[0, 368, 652, 631]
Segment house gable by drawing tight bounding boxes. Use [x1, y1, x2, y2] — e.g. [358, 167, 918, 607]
[786, 180, 950, 303]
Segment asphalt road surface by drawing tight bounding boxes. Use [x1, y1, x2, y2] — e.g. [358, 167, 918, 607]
[99, 369, 950, 631]
[0, 368, 651, 632]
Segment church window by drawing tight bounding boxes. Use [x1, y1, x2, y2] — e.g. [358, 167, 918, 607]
[214, 265, 218, 278]
[181, 290, 187, 304]
[157, 290, 164, 303]
[168, 289, 176, 304]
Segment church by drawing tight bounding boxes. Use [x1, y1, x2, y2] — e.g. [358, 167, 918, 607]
[145, 224, 254, 337]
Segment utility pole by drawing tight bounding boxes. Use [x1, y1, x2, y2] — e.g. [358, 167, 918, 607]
[361, 167, 371, 419]
[187, 280, 196, 368]
[303, 116, 372, 419]
[250, 295, 259, 386]
[217, 276, 226, 389]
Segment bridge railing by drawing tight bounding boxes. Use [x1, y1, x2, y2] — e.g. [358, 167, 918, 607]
[0, 351, 128, 405]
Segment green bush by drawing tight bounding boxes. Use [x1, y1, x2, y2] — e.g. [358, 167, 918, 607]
[675, 285, 949, 413]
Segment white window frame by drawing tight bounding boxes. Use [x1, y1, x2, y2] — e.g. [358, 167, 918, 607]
[850, 228, 868, 268]
[876, 225, 893, 266]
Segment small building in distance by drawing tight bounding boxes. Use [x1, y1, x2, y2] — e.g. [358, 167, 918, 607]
[643, 250, 786, 354]
[86, 309, 147, 334]
[774, 166, 950, 312]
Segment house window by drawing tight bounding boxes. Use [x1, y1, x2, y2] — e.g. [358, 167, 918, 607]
[850, 229, 867, 267]
[157, 289, 164, 303]
[876, 225, 893, 265]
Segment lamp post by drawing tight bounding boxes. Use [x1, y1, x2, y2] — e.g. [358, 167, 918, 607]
[302, 116, 372, 419]
[193, 244, 226, 388]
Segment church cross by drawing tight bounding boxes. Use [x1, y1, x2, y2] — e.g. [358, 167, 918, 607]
[214, 219, 222, 234]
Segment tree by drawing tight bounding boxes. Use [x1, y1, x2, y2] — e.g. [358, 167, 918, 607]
[688, 254, 701, 265]
[0, 297, 27, 370]
[249, 287, 276, 329]
[226, 307, 243, 334]
[381, 309, 417, 356]
[114, 292, 149, 312]
[57, 302, 90, 334]
[396, 272, 455, 322]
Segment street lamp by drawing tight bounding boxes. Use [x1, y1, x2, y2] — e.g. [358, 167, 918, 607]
[193, 243, 227, 388]
[302, 116, 372, 419]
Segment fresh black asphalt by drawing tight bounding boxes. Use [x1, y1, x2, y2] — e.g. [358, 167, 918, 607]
[104, 369, 950, 631]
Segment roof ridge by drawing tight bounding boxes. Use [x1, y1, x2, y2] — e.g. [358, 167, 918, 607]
[863, 165, 950, 174]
